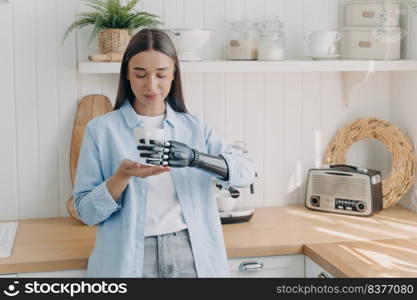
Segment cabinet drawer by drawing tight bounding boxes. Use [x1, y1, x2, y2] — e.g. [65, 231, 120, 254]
[17, 269, 86, 278]
[304, 257, 333, 278]
[228, 255, 304, 278]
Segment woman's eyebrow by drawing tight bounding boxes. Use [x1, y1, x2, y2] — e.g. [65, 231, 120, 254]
[133, 67, 169, 71]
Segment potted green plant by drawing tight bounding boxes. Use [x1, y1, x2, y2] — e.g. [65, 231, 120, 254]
[62, 0, 162, 55]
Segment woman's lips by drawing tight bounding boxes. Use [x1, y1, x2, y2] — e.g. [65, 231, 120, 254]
[144, 94, 160, 100]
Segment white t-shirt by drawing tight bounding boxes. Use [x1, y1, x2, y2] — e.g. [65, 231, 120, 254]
[138, 113, 188, 237]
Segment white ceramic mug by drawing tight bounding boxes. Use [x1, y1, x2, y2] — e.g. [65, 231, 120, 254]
[134, 128, 166, 165]
[307, 41, 337, 57]
[305, 31, 341, 43]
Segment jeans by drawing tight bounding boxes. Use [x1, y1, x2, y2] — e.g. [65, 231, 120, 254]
[142, 229, 197, 278]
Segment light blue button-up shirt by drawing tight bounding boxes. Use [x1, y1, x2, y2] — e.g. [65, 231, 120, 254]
[73, 100, 256, 277]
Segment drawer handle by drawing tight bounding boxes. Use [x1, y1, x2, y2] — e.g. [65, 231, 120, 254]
[239, 260, 264, 272]
[318, 272, 329, 278]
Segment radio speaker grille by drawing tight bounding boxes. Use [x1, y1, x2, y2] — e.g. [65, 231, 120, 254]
[312, 174, 367, 200]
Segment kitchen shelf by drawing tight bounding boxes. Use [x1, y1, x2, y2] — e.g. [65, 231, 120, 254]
[78, 59, 417, 74]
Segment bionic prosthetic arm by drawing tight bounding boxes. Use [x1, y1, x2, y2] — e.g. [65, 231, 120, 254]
[137, 139, 229, 180]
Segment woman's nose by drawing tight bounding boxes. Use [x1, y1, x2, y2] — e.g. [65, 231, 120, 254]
[145, 75, 158, 91]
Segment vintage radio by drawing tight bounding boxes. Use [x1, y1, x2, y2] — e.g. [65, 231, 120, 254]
[305, 165, 383, 216]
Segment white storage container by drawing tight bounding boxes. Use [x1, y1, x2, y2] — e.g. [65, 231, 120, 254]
[344, 0, 400, 27]
[341, 26, 401, 59]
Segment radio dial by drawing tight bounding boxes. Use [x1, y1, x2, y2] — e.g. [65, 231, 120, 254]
[356, 201, 367, 212]
[310, 196, 320, 207]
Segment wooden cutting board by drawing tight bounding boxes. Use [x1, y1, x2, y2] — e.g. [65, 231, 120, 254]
[68, 94, 113, 223]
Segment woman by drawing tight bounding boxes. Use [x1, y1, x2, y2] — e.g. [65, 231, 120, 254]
[73, 28, 256, 278]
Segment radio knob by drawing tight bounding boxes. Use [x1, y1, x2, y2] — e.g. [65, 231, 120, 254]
[310, 196, 320, 207]
[356, 201, 367, 212]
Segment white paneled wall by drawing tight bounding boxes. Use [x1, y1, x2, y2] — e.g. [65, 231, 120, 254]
[0, 0, 17, 220]
[389, 71, 417, 212]
[0, 0, 401, 220]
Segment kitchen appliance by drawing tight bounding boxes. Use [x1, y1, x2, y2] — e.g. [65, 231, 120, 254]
[163, 28, 211, 61]
[341, 25, 402, 59]
[344, 0, 400, 27]
[216, 178, 257, 224]
[305, 164, 383, 216]
[215, 141, 257, 224]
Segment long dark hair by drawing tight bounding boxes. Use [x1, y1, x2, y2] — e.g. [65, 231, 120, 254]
[113, 28, 188, 113]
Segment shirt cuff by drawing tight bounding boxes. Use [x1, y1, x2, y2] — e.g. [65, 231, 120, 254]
[76, 181, 122, 226]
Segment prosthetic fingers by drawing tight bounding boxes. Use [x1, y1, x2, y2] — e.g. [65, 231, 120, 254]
[137, 139, 229, 180]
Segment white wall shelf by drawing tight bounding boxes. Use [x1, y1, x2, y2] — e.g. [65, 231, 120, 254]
[79, 59, 417, 74]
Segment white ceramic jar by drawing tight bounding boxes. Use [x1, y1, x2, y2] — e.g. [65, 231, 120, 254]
[344, 0, 400, 26]
[341, 25, 401, 59]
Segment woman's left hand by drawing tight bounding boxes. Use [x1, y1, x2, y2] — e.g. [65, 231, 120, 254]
[137, 139, 195, 167]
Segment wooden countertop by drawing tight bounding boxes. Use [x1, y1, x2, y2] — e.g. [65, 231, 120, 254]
[223, 205, 417, 258]
[1, 205, 417, 276]
[304, 238, 417, 277]
[0, 218, 95, 274]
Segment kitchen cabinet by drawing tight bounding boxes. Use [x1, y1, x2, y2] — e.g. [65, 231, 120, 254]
[12, 256, 305, 278]
[15, 256, 305, 278]
[17, 269, 86, 278]
[228, 254, 304, 278]
[6, 255, 304, 278]
[304, 256, 333, 278]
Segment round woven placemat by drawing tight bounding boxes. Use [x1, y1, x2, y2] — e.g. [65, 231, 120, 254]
[325, 118, 416, 209]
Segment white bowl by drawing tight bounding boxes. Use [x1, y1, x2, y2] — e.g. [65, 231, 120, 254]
[164, 28, 211, 61]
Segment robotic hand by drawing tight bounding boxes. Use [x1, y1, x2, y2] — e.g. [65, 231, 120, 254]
[137, 139, 229, 180]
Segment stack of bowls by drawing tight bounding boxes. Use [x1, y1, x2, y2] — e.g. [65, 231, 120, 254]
[305, 31, 341, 59]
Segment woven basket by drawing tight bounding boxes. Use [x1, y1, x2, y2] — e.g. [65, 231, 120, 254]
[98, 29, 132, 54]
[325, 118, 416, 209]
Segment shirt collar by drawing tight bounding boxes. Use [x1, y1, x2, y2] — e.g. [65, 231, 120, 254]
[119, 100, 178, 128]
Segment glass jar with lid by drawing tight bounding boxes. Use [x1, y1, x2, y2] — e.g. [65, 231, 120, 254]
[257, 16, 285, 61]
[226, 19, 259, 60]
